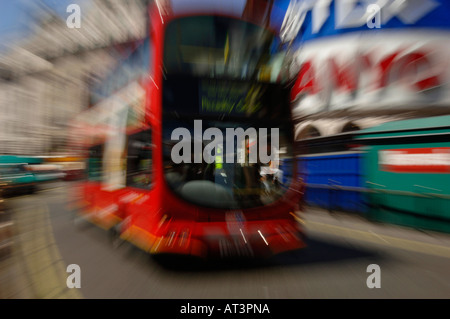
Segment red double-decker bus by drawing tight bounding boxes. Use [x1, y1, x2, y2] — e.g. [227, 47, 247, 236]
[71, 0, 306, 260]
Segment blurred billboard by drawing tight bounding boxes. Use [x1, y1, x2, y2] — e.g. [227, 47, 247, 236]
[277, 0, 450, 119]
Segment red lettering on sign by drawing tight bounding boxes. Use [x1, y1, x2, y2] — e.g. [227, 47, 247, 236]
[377, 51, 400, 89]
[291, 61, 318, 101]
[290, 47, 442, 103]
[329, 58, 357, 92]
[397, 52, 440, 91]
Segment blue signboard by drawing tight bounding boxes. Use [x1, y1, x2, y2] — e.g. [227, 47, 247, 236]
[273, 0, 450, 47]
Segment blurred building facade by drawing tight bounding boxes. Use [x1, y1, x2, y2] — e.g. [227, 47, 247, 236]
[0, 0, 150, 156]
[2, 0, 448, 155]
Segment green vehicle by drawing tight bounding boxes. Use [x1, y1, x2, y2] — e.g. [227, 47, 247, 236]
[356, 115, 450, 233]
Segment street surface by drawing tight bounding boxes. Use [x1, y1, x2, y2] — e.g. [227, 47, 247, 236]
[2, 181, 450, 299]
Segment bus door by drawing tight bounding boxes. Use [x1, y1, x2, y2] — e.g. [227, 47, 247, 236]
[88, 101, 130, 230]
[117, 127, 158, 250]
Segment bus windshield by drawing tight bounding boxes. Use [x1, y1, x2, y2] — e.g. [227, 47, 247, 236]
[164, 15, 286, 83]
[163, 16, 294, 210]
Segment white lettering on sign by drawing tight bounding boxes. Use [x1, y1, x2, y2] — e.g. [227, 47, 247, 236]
[380, 151, 450, 167]
[280, 0, 440, 42]
[281, 0, 331, 42]
[379, 148, 450, 173]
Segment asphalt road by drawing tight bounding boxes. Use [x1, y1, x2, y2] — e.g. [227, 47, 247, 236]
[2, 181, 450, 299]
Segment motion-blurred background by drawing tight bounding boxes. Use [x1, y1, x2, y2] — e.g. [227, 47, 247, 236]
[0, 0, 149, 156]
[0, 0, 449, 300]
[1, 0, 449, 156]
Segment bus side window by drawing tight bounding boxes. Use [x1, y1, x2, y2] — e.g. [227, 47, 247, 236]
[87, 144, 104, 181]
[126, 129, 153, 190]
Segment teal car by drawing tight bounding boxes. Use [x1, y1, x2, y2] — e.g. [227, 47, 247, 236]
[0, 163, 37, 196]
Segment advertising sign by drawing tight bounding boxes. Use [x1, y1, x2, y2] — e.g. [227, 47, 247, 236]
[278, 0, 450, 117]
[379, 147, 450, 173]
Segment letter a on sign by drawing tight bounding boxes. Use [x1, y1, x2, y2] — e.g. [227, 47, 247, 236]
[366, 264, 381, 288]
[66, 264, 81, 288]
[67, 4, 81, 29]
